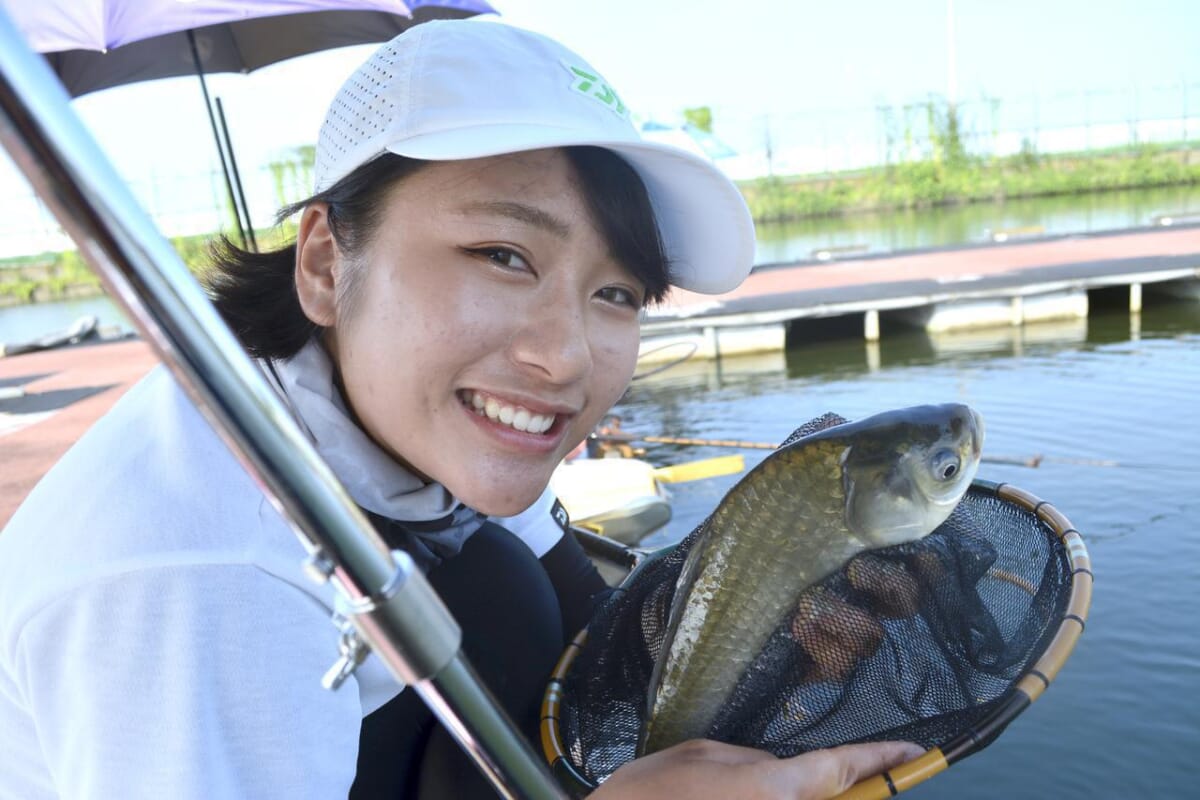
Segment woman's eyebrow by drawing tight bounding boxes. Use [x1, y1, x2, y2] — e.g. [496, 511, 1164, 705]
[455, 200, 571, 239]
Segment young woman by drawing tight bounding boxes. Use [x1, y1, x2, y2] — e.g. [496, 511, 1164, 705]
[0, 20, 920, 799]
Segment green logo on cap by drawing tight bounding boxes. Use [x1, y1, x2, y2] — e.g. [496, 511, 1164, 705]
[564, 62, 628, 118]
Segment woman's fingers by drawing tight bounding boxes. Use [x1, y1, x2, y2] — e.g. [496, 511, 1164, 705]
[786, 555, 930, 684]
[846, 554, 923, 618]
[791, 590, 885, 682]
[593, 739, 925, 800]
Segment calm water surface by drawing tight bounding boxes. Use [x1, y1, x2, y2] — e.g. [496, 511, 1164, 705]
[0, 294, 130, 344]
[616, 300, 1199, 799]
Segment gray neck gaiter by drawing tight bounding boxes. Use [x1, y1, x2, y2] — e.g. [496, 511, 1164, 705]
[266, 338, 482, 570]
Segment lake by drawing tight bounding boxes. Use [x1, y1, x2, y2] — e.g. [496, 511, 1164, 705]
[0, 294, 130, 345]
[617, 299, 1199, 798]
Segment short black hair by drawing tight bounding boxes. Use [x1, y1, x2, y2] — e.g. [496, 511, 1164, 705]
[563, 146, 671, 306]
[204, 147, 671, 360]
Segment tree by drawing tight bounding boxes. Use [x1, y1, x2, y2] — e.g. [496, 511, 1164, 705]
[683, 106, 713, 133]
[267, 146, 316, 210]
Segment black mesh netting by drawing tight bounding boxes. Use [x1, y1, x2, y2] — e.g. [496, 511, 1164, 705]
[557, 415, 1073, 784]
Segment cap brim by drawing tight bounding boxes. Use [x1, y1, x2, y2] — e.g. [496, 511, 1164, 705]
[386, 127, 755, 295]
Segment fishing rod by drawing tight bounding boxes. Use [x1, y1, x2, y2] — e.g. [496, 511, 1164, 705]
[593, 432, 1196, 471]
[597, 431, 1042, 467]
[631, 341, 700, 381]
[0, 12, 564, 800]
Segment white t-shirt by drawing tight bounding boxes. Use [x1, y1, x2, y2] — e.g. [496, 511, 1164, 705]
[0, 361, 564, 799]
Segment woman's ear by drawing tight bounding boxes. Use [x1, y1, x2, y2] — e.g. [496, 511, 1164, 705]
[295, 203, 340, 327]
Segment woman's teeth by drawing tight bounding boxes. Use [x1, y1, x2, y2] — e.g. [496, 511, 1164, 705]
[464, 390, 556, 434]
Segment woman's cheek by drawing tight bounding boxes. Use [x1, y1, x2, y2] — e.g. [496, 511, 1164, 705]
[599, 325, 641, 392]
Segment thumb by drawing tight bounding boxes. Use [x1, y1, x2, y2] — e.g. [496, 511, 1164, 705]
[795, 741, 925, 797]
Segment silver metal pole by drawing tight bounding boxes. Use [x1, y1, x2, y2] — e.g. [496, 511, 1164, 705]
[0, 11, 564, 800]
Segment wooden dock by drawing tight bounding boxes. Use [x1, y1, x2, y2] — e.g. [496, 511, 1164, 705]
[640, 224, 1200, 362]
[2, 225, 1198, 524]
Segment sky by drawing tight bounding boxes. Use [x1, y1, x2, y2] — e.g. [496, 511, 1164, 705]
[2, 0, 1199, 254]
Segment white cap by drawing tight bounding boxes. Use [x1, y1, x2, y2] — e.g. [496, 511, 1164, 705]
[313, 20, 755, 295]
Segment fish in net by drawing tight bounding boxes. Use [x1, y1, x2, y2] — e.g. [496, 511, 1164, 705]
[543, 410, 1090, 797]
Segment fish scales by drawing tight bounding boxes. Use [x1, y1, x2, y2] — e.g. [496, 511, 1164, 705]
[645, 440, 857, 751]
[640, 404, 983, 756]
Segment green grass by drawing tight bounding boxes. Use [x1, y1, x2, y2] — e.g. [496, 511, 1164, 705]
[740, 143, 1200, 223]
[0, 235, 208, 304]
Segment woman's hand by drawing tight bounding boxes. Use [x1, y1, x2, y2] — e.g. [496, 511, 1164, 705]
[789, 554, 926, 683]
[590, 739, 924, 800]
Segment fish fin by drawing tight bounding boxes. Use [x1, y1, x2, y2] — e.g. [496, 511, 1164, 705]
[779, 412, 849, 448]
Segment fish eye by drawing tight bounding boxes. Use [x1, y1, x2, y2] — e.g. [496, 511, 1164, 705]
[930, 448, 961, 481]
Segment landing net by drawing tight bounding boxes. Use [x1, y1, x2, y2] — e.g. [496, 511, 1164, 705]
[541, 419, 1091, 799]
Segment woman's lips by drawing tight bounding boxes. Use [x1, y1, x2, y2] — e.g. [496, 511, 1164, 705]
[457, 389, 574, 453]
[459, 388, 558, 434]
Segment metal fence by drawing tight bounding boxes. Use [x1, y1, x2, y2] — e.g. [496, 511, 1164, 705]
[709, 80, 1199, 180]
[3, 82, 1198, 260]
[1, 149, 310, 262]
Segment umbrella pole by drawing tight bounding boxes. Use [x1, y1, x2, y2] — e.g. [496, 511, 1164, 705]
[0, 13, 566, 800]
[215, 97, 258, 251]
[186, 30, 249, 250]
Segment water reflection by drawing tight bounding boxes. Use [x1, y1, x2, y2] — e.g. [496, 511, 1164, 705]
[627, 299, 1199, 403]
[755, 184, 1200, 264]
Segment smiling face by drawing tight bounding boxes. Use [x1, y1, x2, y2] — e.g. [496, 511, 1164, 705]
[294, 149, 648, 516]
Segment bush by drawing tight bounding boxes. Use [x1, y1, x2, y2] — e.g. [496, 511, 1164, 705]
[743, 144, 1200, 223]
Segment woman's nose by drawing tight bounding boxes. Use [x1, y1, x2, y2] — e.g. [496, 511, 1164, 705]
[507, 299, 592, 385]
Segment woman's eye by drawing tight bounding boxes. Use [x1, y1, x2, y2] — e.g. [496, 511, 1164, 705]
[596, 285, 642, 309]
[473, 247, 530, 271]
